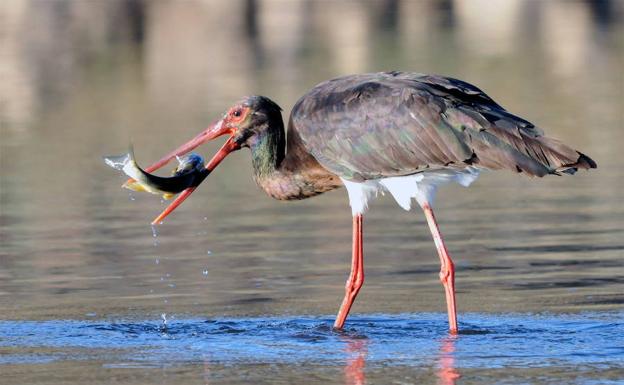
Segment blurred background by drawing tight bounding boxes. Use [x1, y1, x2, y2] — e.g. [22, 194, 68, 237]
[1, 0, 623, 319]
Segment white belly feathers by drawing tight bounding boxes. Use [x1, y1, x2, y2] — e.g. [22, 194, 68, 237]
[340, 167, 481, 215]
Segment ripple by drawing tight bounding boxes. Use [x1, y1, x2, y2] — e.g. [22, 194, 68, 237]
[0, 312, 622, 369]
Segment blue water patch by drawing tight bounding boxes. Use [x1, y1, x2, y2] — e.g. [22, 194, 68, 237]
[1, 312, 622, 370]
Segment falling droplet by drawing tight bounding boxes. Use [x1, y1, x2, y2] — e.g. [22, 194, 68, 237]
[151, 225, 160, 246]
[161, 313, 167, 326]
[203, 216, 208, 221]
[207, 250, 212, 255]
[128, 193, 136, 201]
[155, 259, 160, 265]
[168, 283, 176, 288]
[202, 270, 209, 276]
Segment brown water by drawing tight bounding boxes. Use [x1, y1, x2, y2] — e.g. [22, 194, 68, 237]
[1, 1, 623, 384]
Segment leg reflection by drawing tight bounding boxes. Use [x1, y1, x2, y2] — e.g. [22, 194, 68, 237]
[436, 335, 460, 385]
[202, 354, 211, 385]
[344, 338, 368, 385]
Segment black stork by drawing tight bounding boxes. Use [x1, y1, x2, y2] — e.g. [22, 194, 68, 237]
[140, 72, 596, 333]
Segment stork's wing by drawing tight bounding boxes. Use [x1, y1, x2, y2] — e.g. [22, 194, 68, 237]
[290, 72, 595, 180]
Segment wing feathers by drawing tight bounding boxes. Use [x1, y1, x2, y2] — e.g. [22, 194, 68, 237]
[290, 72, 596, 180]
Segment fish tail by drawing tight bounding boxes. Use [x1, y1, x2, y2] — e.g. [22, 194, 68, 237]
[105, 144, 147, 183]
[127, 144, 136, 162]
[103, 153, 131, 171]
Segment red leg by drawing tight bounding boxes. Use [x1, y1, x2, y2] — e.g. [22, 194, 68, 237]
[334, 214, 364, 329]
[422, 204, 458, 333]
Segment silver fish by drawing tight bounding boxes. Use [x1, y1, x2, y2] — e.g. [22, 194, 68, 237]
[104, 147, 206, 199]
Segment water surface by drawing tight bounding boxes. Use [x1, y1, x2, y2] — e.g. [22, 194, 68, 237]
[2, 313, 623, 385]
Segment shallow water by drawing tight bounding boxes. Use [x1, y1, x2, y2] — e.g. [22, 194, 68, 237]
[1, 1, 624, 385]
[2, 313, 623, 384]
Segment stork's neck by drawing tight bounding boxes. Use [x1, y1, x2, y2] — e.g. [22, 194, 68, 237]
[249, 116, 342, 200]
[249, 120, 285, 180]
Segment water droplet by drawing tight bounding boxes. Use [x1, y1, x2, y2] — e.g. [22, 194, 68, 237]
[155, 259, 160, 264]
[207, 250, 212, 255]
[160, 277, 165, 281]
[151, 225, 158, 238]
[128, 194, 136, 201]
[165, 273, 171, 277]
[164, 299, 168, 303]
[168, 283, 176, 288]
[149, 289, 154, 293]
[202, 270, 209, 276]
[203, 216, 208, 221]
[161, 313, 167, 326]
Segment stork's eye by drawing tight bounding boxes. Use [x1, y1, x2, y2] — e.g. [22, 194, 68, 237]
[228, 106, 247, 123]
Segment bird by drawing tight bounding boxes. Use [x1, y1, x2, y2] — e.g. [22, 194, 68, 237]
[140, 72, 596, 333]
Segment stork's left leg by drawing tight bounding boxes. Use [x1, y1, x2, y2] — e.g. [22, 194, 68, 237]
[421, 203, 458, 333]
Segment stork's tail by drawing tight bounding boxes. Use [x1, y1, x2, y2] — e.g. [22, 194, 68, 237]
[532, 136, 597, 175]
[556, 151, 597, 175]
[471, 129, 598, 177]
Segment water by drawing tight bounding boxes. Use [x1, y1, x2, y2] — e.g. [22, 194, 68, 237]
[1, 1, 624, 384]
[2, 313, 622, 384]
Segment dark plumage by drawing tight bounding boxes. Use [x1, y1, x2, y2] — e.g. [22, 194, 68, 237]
[290, 72, 596, 181]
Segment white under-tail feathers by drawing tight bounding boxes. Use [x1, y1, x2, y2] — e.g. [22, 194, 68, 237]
[341, 167, 481, 215]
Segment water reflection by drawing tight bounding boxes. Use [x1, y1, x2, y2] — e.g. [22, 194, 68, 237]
[202, 356, 212, 385]
[436, 335, 460, 385]
[344, 337, 368, 385]
[2, 0, 622, 130]
[340, 331, 461, 385]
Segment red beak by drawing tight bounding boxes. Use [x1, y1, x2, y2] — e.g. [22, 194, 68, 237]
[129, 118, 240, 225]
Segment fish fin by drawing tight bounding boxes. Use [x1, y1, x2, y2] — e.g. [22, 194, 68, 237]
[123, 180, 148, 193]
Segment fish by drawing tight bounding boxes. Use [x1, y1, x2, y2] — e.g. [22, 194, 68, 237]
[104, 146, 206, 200]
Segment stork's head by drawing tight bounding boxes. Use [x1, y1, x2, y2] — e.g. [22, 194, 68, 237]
[146, 96, 284, 224]
[225, 96, 284, 149]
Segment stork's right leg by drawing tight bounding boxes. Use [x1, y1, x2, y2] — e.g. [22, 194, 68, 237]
[334, 214, 364, 329]
[421, 203, 458, 333]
